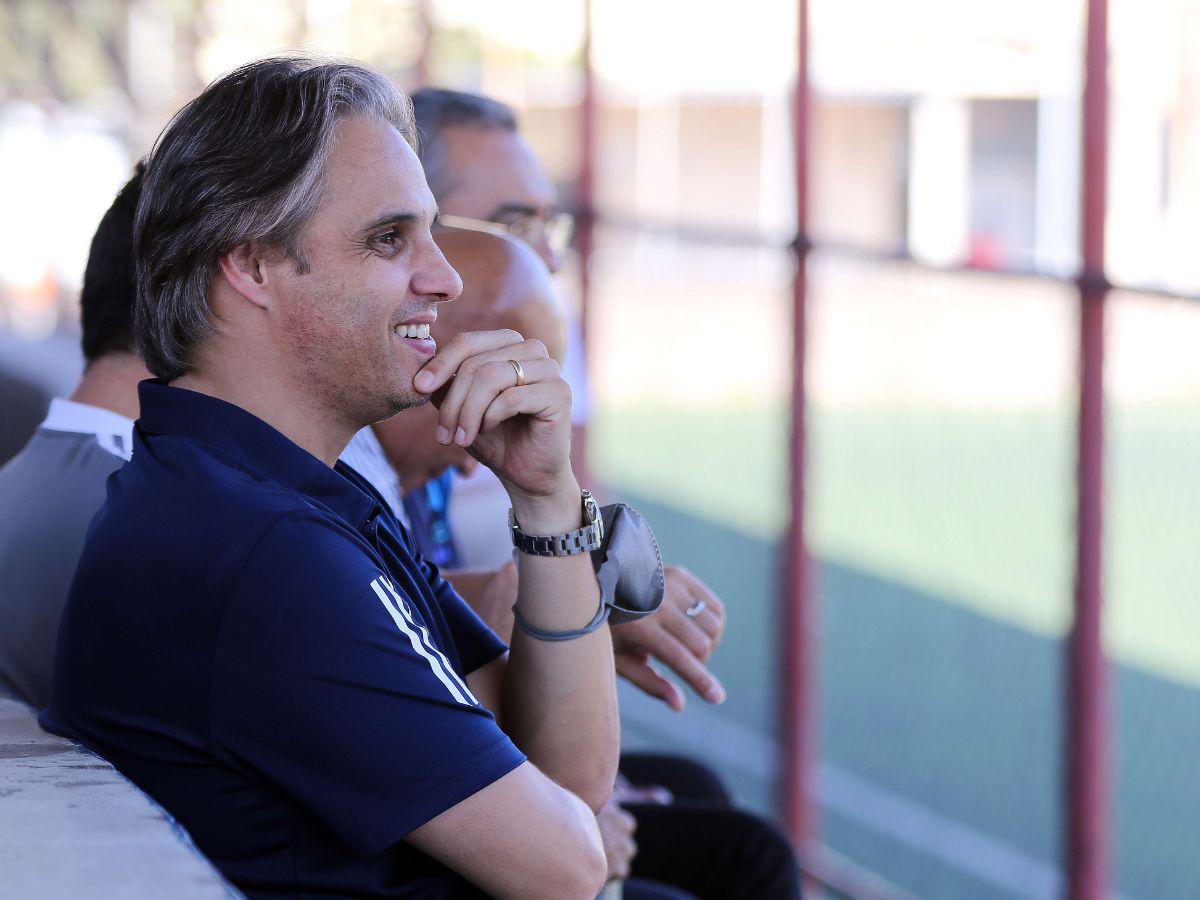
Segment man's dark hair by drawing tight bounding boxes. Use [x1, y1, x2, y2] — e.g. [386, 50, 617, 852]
[134, 57, 414, 382]
[410, 88, 518, 198]
[80, 162, 144, 364]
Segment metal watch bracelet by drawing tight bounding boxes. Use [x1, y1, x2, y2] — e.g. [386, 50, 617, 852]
[508, 489, 604, 557]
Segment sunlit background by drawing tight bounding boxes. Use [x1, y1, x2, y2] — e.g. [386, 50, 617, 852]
[1, 1, 1198, 897]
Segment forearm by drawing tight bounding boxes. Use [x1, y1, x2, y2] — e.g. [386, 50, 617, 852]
[410, 331, 619, 809]
[408, 762, 606, 900]
[501, 484, 620, 811]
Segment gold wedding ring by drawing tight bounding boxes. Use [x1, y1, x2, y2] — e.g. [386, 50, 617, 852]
[508, 359, 526, 387]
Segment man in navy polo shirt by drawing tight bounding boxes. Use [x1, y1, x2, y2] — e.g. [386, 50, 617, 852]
[42, 57, 616, 899]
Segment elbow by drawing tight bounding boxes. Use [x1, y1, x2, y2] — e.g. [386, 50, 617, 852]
[509, 821, 606, 900]
[576, 778, 614, 815]
[554, 788, 609, 899]
[558, 759, 616, 814]
[569, 741, 620, 814]
[553, 835, 607, 900]
[577, 843, 609, 898]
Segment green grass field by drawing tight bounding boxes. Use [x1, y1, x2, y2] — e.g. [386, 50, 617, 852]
[593, 399, 1200, 899]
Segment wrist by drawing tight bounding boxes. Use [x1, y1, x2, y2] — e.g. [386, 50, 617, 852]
[508, 478, 585, 535]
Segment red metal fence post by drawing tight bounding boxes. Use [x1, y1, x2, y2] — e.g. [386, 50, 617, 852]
[1069, 0, 1111, 897]
[782, 0, 816, 854]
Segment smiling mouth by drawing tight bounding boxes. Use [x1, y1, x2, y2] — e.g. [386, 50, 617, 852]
[393, 323, 432, 339]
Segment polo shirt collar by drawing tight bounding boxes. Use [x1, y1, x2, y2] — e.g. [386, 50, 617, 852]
[136, 380, 378, 528]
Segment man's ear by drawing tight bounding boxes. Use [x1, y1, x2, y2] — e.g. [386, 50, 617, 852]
[217, 243, 275, 311]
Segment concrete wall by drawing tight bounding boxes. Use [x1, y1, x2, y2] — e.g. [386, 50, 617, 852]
[0, 697, 237, 899]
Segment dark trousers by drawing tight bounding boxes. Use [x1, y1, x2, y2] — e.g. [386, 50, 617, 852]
[619, 752, 732, 806]
[618, 754, 802, 900]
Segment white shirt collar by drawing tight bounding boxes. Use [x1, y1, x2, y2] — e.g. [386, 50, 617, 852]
[40, 398, 136, 461]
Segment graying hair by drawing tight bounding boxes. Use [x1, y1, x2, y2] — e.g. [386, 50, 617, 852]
[134, 57, 416, 381]
[410, 88, 517, 200]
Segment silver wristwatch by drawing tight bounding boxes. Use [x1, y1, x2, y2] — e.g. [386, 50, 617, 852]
[509, 490, 604, 557]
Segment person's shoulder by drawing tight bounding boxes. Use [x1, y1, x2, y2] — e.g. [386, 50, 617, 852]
[0, 429, 119, 529]
[117, 432, 310, 517]
[0, 432, 115, 653]
[221, 506, 393, 638]
[0, 427, 122, 484]
[239, 503, 369, 567]
[94, 437, 347, 573]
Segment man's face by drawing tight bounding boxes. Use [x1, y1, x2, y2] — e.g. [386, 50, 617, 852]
[436, 126, 564, 272]
[268, 115, 462, 428]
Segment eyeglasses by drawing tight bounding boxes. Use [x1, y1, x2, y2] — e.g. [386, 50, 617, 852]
[438, 212, 575, 256]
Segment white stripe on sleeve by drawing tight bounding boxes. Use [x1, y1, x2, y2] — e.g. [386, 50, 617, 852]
[378, 577, 480, 706]
[370, 577, 472, 706]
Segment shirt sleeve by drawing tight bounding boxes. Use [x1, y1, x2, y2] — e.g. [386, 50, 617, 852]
[209, 510, 526, 858]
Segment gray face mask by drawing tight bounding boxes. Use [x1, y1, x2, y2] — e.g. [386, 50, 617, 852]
[592, 503, 665, 626]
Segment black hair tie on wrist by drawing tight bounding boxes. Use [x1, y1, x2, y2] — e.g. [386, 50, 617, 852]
[512, 595, 611, 641]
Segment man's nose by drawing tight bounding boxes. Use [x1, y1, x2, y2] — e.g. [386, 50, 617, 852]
[413, 242, 463, 303]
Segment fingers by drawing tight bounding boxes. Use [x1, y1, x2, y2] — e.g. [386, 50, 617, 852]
[650, 629, 727, 705]
[608, 859, 630, 881]
[665, 612, 717, 664]
[451, 360, 564, 446]
[620, 784, 673, 805]
[413, 329, 527, 395]
[660, 574, 719, 660]
[606, 837, 634, 880]
[613, 774, 672, 807]
[433, 344, 557, 446]
[615, 805, 637, 836]
[665, 565, 726, 644]
[598, 798, 638, 880]
[615, 652, 686, 712]
[477, 380, 572, 438]
[613, 609, 726, 703]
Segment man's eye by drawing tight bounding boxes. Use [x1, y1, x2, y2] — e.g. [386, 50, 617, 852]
[374, 230, 399, 247]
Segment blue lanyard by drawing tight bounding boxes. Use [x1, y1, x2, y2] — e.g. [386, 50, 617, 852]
[425, 472, 457, 568]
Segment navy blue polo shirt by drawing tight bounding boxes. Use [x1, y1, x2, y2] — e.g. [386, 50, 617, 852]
[41, 381, 526, 898]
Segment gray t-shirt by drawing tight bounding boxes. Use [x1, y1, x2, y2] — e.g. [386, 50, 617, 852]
[0, 401, 131, 707]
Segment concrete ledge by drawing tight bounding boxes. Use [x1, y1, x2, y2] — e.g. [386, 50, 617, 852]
[0, 697, 238, 898]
